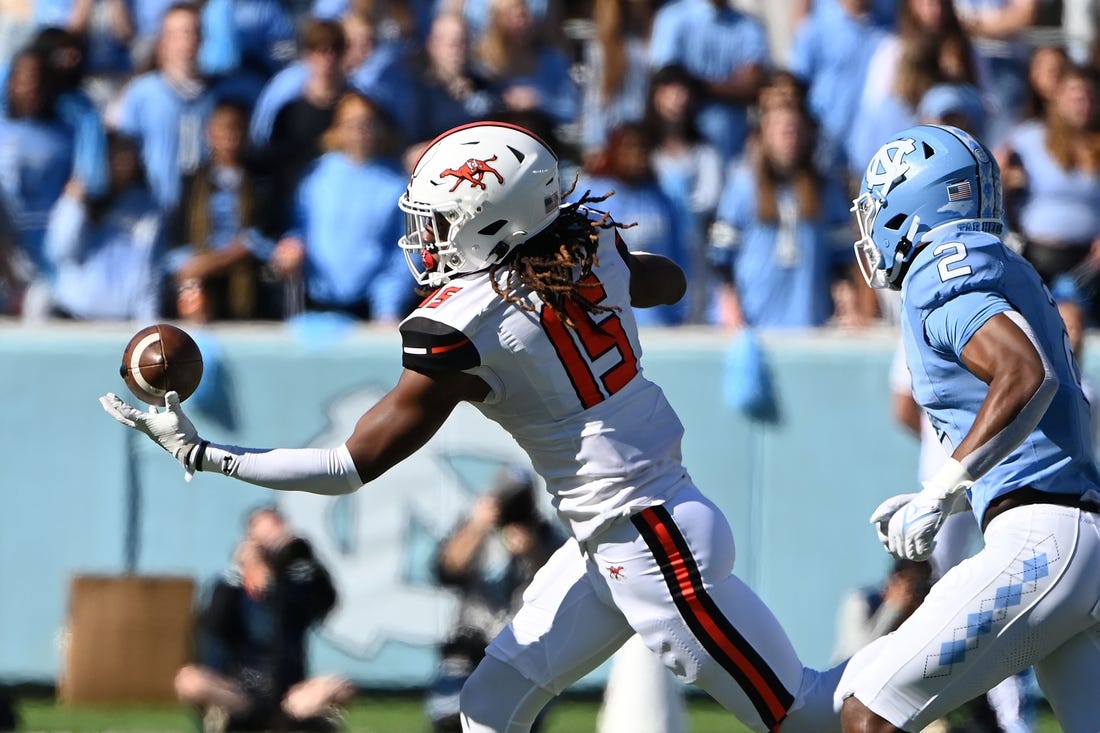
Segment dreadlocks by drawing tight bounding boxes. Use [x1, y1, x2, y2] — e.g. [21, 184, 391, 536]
[489, 189, 621, 329]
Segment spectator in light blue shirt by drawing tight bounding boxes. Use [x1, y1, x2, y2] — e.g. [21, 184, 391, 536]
[846, 0, 979, 176]
[44, 132, 162, 321]
[709, 102, 852, 330]
[0, 30, 110, 199]
[579, 0, 655, 158]
[171, 101, 275, 321]
[787, 0, 884, 173]
[411, 12, 497, 143]
[473, 0, 579, 127]
[643, 64, 724, 324]
[271, 93, 412, 322]
[198, 0, 295, 102]
[998, 65, 1100, 293]
[111, 3, 251, 213]
[28, 28, 110, 198]
[0, 48, 74, 314]
[955, 0, 1039, 146]
[576, 122, 687, 326]
[649, 0, 769, 163]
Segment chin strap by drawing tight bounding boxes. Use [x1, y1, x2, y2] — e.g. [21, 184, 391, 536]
[885, 215, 921, 286]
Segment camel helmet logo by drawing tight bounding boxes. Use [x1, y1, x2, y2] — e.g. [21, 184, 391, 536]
[439, 155, 504, 192]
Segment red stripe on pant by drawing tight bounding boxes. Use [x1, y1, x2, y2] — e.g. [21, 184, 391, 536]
[635, 506, 791, 730]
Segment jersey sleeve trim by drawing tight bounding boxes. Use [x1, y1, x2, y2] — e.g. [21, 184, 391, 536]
[400, 316, 481, 373]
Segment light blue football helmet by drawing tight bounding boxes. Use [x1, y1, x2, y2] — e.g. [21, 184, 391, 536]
[852, 124, 1004, 289]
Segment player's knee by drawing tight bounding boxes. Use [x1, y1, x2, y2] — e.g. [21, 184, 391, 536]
[839, 695, 900, 733]
[459, 656, 552, 733]
[174, 665, 205, 703]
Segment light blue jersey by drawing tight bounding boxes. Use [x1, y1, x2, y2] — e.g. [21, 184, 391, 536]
[290, 152, 410, 319]
[114, 72, 217, 211]
[711, 163, 851, 329]
[649, 0, 768, 161]
[900, 225, 1100, 523]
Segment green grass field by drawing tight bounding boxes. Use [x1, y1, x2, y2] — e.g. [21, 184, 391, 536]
[14, 694, 1065, 732]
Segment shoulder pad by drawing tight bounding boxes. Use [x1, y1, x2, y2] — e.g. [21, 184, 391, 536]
[904, 230, 1008, 312]
[400, 316, 480, 373]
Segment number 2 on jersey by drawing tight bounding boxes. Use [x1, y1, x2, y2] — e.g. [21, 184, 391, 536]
[540, 273, 639, 408]
[934, 242, 972, 282]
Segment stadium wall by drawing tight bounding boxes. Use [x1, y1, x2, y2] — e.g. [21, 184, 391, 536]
[1, 322, 1042, 688]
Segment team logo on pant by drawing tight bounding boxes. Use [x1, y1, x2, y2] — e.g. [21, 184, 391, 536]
[439, 156, 504, 192]
[608, 565, 625, 581]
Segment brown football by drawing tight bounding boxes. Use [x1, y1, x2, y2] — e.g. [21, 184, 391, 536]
[119, 324, 204, 405]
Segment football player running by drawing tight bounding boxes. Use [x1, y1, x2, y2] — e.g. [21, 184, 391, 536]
[100, 122, 843, 733]
[837, 124, 1100, 733]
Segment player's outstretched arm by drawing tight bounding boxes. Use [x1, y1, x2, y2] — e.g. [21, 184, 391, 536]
[622, 250, 687, 308]
[100, 368, 490, 494]
[343, 368, 490, 483]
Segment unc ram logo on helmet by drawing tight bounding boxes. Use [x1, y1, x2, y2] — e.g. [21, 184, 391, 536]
[852, 124, 1004, 290]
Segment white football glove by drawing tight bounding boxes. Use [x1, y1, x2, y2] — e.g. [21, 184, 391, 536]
[871, 458, 975, 561]
[869, 492, 916, 550]
[882, 493, 956, 561]
[99, 391, 204, 477]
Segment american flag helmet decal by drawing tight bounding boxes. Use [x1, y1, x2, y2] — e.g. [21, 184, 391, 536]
[947, 180, 973, 201]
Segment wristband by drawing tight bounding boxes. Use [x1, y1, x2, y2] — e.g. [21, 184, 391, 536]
[921, 456, 975, 501]
[195, 440, 209, 472]
[185, 440, 209, 472]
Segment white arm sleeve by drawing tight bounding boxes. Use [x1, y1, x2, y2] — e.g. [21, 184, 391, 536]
[194, 442, 363, 495]
[958, 310, 1059, 480]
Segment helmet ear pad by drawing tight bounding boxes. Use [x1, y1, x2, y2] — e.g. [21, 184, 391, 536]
[399, 123, 562, 287]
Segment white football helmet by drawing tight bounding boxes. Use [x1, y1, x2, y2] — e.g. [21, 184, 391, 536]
[399, 122, 562, 288]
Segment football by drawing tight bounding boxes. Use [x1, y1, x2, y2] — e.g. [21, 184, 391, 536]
[119, 324, 204, 405]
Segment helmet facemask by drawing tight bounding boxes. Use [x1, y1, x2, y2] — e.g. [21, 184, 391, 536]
[852, 192, 888, 289]
[399, 192, 488, 288]
[852, 192, 918, 290]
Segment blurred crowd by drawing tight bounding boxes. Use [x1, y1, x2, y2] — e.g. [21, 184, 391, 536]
[1, 0, 1099, 330]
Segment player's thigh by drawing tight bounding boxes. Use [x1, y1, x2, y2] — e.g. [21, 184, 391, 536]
[841, 504, 1100, 731]
[1034, 624, 1100, 733]
[482, 537, 634, 696]
[589, 488, 805, 732]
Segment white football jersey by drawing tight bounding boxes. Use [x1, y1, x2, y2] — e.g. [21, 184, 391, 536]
[399, 228, 688, 541]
